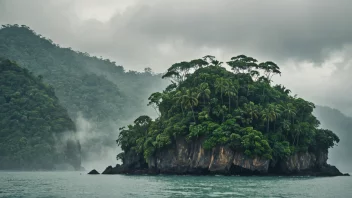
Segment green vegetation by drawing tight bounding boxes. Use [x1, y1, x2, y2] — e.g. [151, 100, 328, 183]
[0, 24, 164, 157]
[0, 59, 80, 170]
[117, 55, 339, 162]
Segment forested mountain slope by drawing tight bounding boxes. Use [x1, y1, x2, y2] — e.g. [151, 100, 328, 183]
[0, 59, 81, 170]
[0, 24, 165, 161]
[314, 106, 352, 171]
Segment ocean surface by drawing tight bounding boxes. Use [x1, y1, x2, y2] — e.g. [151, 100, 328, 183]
[0, 171, 351, 198]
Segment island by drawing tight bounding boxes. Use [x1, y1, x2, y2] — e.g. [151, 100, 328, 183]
[101, 55, 348, 176]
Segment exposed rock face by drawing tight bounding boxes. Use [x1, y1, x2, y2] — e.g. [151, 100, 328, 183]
[104, 138, 346, 176]
[279, 152, 318, 173]
[278, 151, 325, 173]
[145, 138, 269, 175]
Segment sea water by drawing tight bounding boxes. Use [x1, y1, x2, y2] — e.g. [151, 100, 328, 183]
[0, 171, 351, 198]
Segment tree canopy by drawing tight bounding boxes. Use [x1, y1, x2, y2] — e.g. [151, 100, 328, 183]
[0, 59, 80, 170]
[117, 55, 339, 162]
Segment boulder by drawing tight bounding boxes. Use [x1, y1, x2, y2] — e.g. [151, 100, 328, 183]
[88, 169, 100, 175]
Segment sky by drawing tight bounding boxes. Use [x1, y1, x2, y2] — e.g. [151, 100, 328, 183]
[1, 0, 352, 115]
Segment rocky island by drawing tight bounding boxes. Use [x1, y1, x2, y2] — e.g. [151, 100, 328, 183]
[101, 55, 348, 176]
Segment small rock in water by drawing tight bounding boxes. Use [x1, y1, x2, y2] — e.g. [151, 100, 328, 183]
[88, 169, 100, 175]
[102, 166, 113, 174]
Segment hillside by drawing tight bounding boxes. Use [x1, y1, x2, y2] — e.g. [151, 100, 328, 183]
[112, 55, 342, 176]
[0, 59, 81, 170]
[314, 106, 352, 171]
[0, 24, 165, 162]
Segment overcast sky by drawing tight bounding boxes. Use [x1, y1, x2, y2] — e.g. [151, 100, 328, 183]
[1, 0, 352, 116]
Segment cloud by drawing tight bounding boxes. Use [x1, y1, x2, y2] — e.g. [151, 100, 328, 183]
[1, 0, 352, 115]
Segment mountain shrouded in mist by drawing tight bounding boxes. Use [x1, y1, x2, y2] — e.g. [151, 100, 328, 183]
[314, 106, 352, 172]
[0, 24, 165, 165]
[0, 59, 81, 170]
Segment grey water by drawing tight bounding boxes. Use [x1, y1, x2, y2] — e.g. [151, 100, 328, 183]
[0, 172, 351, 198]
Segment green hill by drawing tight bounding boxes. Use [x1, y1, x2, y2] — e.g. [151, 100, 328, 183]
[0, 24, 165, 160]
[0, 59, 80, 170]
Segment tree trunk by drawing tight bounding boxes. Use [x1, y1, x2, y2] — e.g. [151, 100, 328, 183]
[153, 105, 160, 116]
[267, 119, 269, 133]
[236, 94, 239, 107]
[180, 104, 184, 116]
[228, 95, 231, 112]
[191, 105, 196, 123]
[221, 89, 223, 105]
[293, 133, 296, 146]
[296, 132, 300, 146]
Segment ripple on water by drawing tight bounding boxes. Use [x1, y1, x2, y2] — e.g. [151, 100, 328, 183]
[0, 172, 351, 198]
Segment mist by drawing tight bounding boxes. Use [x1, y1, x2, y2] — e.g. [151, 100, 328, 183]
[71, 106, 160, 171]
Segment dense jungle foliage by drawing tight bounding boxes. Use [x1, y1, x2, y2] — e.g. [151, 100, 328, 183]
[0, 59, 80, 170]
[0, 24, 164, 155]
[117, 55, 340, 161]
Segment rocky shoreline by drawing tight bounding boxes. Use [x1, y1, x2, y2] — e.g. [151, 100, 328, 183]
[92, 138, 349, 177]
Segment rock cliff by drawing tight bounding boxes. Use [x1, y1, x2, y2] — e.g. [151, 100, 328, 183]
[102, 138, 347, 176]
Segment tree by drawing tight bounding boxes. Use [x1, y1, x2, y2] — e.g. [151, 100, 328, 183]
[262, 106, 275, 133]
[258, 61, 281, 80]
[197, 83, 211, 105]
[182, 90, 199, 122]
[148, 92, 163, 116]
[144, 67, 153, 74]
[243, 102, 259, 124]
[227, 55, 258, 74]
[270, 104, 282, 132]
[203, 55, 223, 67]
[175, 88, 187, 115]
[284, 103, 296, 124]
[215, 77, 228, 105]
[224, 81, 236, 112]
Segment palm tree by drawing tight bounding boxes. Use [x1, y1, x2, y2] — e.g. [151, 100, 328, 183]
[197, 83, 211, 105]
[244, 102, 259, 124]
[215, 77, 228, 105]
[269, 104, 282, 132]
[183, 90, 199, 122]
[224, 82, 236, 112]
[232, 80, 240, 107]
[285, 103, 296, 124]
[262, 107, 275, 133]
[175, 88, 187, 115]
[281, 119, 291, 138]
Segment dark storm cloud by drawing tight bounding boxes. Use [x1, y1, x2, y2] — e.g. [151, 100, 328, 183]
[2, 0, 352, 68]
[1, 0, 352, 115]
